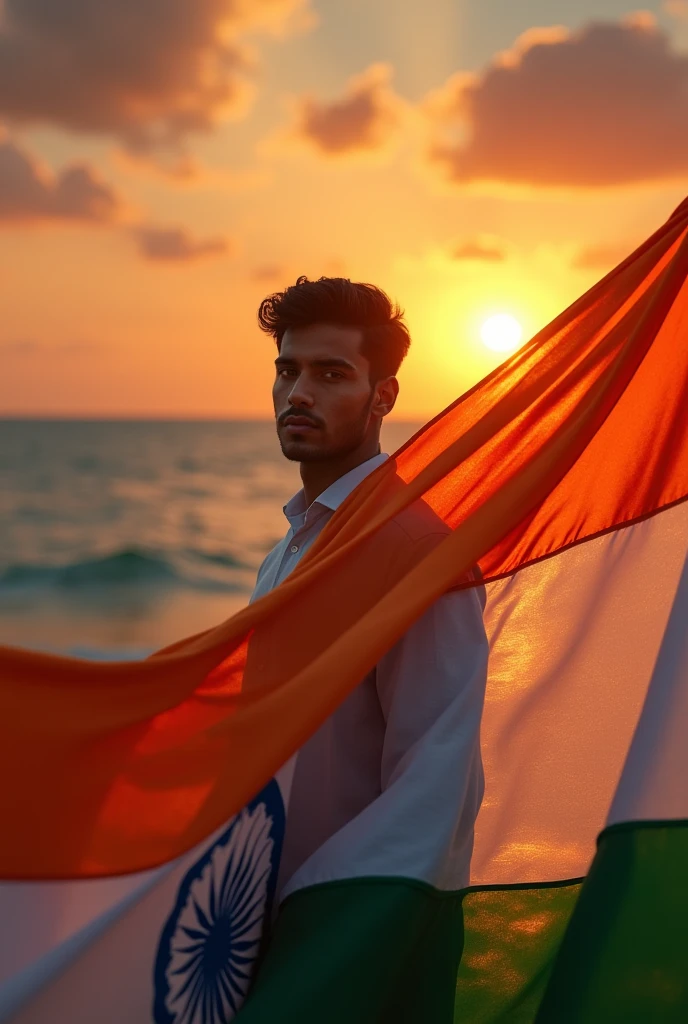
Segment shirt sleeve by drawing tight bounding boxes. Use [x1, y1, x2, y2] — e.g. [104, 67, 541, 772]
[374, 576, 488, 889]
[279, 557, 489, 899]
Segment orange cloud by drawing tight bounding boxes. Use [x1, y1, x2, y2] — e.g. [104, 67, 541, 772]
[571, 241, 637, 270]
[0, 0, 312, 163]
[132, 224, 231, 262]
[250, 264, 288, 284]
[1, 338, 96, 356]
[285, 63, 405, 157]
[249, 257, 346, 285]
[425, 17, 688, 187]
[663, 0, 688, 18]
[0, 139, 122, 222]
[450, 236, 508, 262]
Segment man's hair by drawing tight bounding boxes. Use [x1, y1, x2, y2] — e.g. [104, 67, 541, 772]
[257, 276, 411, 380]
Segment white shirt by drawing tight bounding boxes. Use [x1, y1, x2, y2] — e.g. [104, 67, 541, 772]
[251, 453, 489, 899]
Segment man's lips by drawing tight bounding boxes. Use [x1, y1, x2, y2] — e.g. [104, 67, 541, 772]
[282, 416, 321, 430]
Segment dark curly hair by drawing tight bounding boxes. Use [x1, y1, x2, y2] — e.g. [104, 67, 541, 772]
[257, 276, 411, 380]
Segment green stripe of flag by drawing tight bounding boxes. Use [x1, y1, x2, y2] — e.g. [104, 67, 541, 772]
[455, 878, 580, 1022]
[237, 822, 688, 1023]
[238, 876, 580, 1022]
[537, 820, 688, 1023]
[238, 876, 465, 1022]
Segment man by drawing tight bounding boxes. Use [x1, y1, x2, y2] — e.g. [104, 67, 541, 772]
[240, 275, 489, 1020]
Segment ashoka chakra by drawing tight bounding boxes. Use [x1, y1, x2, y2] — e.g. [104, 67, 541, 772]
[153, 780, 285, 1023]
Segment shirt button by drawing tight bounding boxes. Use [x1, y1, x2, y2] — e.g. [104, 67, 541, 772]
[290, 544, 299, 553]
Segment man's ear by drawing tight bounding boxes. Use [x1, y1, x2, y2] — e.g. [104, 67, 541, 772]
[373, 376, 399, 417]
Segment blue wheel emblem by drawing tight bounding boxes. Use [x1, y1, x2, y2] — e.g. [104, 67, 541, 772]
[153, 780, 285, 1023]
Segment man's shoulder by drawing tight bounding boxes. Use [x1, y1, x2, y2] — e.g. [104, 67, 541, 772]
[375, 499, 480, 589]
[388, 498, 452, 544]
[368, 498, 448, 573]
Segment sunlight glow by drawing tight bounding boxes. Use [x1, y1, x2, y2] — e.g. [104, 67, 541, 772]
[480, 313, 523, 353]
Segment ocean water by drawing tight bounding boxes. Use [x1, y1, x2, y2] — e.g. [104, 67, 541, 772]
[0, 419, 420, 654]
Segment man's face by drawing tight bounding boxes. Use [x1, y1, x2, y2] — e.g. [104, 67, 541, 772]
[273, 323, 378, 462]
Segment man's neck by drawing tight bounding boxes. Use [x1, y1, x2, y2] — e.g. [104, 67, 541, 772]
[300, 441, 382, 508]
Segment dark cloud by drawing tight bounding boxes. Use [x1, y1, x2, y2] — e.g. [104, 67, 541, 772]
[0, 137, 234, 260]
[0, 139, 122, 221]
[133, 224, 230, 261]
[572, 241, 636, 270]
[290, 63, 403, 155]
[0, 0, 310, 159]
[426, 17, 688, 187]
[450, 237, 508, 262]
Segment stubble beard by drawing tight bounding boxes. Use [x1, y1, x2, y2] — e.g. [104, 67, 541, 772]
[278, 435, 346, 463]
[277, 389, 377, 464]
[277, 419, 372, 464]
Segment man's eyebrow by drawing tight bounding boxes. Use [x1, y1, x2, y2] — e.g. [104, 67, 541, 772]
[310, 357, 357, 370]
[274, 356, 357, 370]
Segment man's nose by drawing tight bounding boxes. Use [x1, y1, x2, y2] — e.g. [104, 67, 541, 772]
[287, 375, 315, 408]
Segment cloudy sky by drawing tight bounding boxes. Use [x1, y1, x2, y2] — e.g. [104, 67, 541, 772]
[1, 0, 687, 418]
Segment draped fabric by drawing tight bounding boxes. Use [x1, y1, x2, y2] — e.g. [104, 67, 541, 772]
[1, 198, 687, 881]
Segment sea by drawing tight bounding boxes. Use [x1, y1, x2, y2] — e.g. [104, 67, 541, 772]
[0, 419, 420, 657]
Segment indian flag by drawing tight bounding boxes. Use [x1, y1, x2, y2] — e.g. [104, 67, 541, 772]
[0, 197, 687, 1022]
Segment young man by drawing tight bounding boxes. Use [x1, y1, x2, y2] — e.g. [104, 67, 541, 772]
[241, 276, 489, 1020]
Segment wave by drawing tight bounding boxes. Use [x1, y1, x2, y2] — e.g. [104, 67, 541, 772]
[0, 547, 251, 594]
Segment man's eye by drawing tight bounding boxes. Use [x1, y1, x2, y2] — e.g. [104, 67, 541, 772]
[324, 371, 343, 379]
[278, 368, 297, 377]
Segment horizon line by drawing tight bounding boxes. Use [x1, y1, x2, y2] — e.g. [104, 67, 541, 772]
[0, 413, 424, 423]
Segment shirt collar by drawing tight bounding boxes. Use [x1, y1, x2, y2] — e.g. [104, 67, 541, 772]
[283, 452, 389, 526]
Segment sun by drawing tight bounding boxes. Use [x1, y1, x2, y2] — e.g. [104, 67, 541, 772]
[480, 313, 523, 353]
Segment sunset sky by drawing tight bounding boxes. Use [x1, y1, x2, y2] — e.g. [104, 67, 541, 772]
[2, 0, 688, 420]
